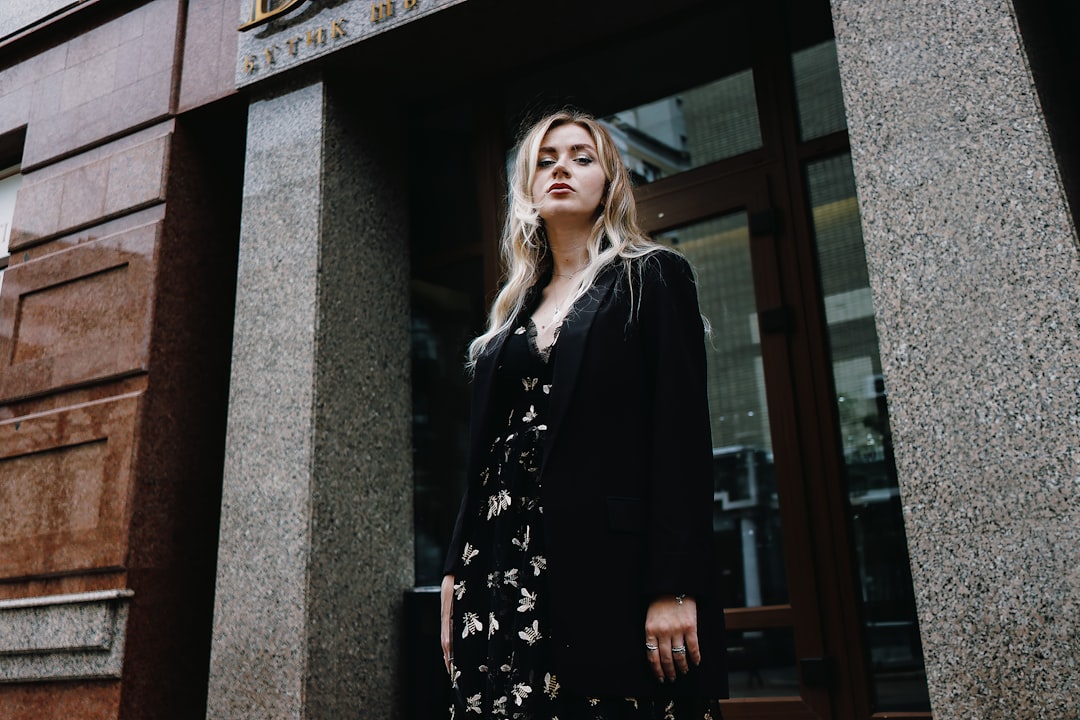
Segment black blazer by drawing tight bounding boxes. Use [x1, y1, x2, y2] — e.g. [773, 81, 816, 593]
[445, 250, 727, 699]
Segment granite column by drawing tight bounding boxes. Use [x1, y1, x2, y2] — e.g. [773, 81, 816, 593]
[206, 76, 413, 719]
[831, 1, 1079, 716]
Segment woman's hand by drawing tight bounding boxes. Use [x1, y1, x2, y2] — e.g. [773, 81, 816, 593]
[644, 595, 700, 682]
[440, 574, 455, 674]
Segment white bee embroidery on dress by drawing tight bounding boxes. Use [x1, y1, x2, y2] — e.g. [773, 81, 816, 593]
[492, 695, 508, 716]
[487, 490, 511, 519]
[517, 587, 537, 613]
[511, 683, 533, 706]
[542, 384, 552, 394]
[514, 326, 527, 335]
[461, 543, 479, 566]
[518, 620, 542, 645]
[521, 405, 538, 423]
[465, 692, 482, 714]
[529, 555, 547, 576]
[503, 568, 519, 587]
[522, 377, 538, 391]
[663, 700, 677, 720]
[544, 673, 560, 699]
[488, 612, 500, 639]
[460, 612, 483, 639]
[454, 580, 466, 600]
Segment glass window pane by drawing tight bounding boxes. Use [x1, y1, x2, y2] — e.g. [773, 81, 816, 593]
[603, 70, 763, 186]
[0, 167, 22, 295]
[727, 627, 799, 699]
[806, 154, 931, 712]
[792, 39, 848, 140]
[411, 266, 485, 587]
[408, 102, 493, 586]
[656, 213, 788, 609]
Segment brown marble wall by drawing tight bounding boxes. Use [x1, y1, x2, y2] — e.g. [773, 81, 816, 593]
[0, 0, 240, 717]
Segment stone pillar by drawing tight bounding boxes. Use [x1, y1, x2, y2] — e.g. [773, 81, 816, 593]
[206, 76, 413, 719]
[831, 1, 1079, 716]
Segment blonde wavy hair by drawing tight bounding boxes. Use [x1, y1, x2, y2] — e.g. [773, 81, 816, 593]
[467, 110, 667, 367]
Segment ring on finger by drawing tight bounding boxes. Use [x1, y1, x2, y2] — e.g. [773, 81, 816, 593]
[672, 646, 687, 654]
[645, 642, 659, 652]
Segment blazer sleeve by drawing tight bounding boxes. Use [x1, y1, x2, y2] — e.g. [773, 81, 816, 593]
[637, 251, 716, 598]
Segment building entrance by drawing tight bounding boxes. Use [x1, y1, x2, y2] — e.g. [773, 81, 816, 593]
[408, 1, 932, 717]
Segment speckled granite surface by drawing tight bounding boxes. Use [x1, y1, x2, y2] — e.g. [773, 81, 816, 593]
[831, 0, 1080, 716]
[0, 590, 132, 682]
[207, 76, 412, 719]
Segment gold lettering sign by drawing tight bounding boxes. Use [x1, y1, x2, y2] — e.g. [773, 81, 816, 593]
[240, 0, 309, 31]
[239, 0, 423, 75]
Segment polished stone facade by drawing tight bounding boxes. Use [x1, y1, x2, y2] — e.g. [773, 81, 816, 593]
[0, 1, 241, 717]
[0, 0, 1076, 718]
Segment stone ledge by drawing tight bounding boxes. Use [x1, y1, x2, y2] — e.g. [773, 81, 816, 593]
[0, 589, 133, 682]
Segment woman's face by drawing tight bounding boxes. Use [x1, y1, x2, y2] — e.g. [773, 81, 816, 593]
[531, 123, 607, 225]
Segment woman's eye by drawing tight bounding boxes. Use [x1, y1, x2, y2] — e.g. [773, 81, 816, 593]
[537, 159, 555, 168]
[574, 156, 594, 165]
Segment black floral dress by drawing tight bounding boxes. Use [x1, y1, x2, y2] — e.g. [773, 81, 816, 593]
[449, 315, 722, 720]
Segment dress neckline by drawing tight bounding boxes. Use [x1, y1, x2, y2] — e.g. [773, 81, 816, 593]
[525, 318, 558, 363]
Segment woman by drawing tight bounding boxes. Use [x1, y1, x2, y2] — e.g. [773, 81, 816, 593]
[441, 110, 726, 719]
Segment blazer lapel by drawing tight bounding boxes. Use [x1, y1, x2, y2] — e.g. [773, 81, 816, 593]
[541, 266, 618, 472]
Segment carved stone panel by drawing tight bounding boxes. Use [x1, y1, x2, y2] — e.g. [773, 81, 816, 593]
[0, 223, 156, 402]
[0, 393, 140, 578]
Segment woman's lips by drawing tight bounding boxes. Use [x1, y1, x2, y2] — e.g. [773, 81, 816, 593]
[548, 183, 573, 193]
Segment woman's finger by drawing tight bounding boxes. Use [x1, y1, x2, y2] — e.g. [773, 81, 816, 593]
[645, 635, 664, 681]
[671, 634, 690, 675]
[686, 626, 702, 667]
[659, 639, 677, 682]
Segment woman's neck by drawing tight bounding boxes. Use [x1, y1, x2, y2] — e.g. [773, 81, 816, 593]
[545, 224, 591, 278]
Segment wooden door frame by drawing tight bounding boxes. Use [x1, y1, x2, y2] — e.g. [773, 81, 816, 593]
[638, 159, 833, 720]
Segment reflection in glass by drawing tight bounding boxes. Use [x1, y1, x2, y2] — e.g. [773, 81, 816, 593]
[602, 70, 763, 186]
[806, 154, 931, 711]
[655, 214, 788, 614]
[792, 40, 848, 141]
[726, 627, 799, 699]
[408, 104, 489, 586]
[411, 274, 482, 586]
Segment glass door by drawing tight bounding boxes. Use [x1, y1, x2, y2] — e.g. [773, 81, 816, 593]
[637, 164, 832, 720]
